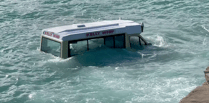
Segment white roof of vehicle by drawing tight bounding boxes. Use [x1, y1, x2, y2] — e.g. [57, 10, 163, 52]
[42, 20, 143, 42]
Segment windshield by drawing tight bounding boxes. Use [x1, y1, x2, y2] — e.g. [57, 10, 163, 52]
[41, 37, 61, 57]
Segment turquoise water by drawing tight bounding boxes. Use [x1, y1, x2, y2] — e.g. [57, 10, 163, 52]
[1, 0, 209, 103]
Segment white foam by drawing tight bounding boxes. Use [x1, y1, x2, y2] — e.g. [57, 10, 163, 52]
[154, 35, 167, 47]
[28, 93, 36, 99]
[36, 48, 72, 63]
[138, 52, 145, 58]
[47, 56, 72, 63]
[147, 35, 168, 48]
[201, 25, 209, 45]
[202, 25, 209, 32]
[202, 34, 208, 45]
[115, 67, 119, 70]
[138, 52, 156, 59]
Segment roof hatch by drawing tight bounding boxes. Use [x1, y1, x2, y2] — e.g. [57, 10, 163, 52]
[77, 24, 85, 27]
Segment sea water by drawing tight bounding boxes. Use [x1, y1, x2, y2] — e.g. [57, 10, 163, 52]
[0, 0, 209, 103]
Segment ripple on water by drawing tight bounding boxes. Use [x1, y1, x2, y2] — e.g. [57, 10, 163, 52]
[1, 0, 209, 103]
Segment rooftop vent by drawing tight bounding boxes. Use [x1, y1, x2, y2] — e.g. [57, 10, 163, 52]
[77, 24, 85, 27]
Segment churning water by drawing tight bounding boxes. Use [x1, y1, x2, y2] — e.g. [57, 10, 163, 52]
[0, 0, 209, 103]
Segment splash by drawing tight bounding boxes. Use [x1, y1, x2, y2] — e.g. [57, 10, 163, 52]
[47, 56, 72, 63]
[155, 35, 167, 47]
[28, 93, 36, 99]
[148, 35, 168, 47]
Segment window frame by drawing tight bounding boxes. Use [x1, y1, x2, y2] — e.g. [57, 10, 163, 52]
[68, 39, 88, 56]
[68, 33, 125, 57]
[114, 34, 125, 48]
[41, 36, 62, 57]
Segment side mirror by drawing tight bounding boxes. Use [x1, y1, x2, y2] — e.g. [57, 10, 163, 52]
[141, 23, 144, 32]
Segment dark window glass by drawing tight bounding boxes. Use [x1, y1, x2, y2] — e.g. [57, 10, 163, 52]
[69, 40, 87, 56]
[130, 36, 140, 48]
[88, 38, 104, 50]
[41, 37, 61, 57]
[104, 36, 114, 48]
[115, 35, 125, 48]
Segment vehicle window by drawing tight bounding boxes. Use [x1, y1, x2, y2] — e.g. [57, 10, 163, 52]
[88, 38, 104, 50]
[69, 40, 87, 56]
[41, 37, 61, 57]
[130, 36, 140, 48]
[115, 35, 125, 48]
[104, 36, 114, 48]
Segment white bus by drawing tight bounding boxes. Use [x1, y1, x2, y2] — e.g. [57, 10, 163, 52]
[40, 20, 151, 58]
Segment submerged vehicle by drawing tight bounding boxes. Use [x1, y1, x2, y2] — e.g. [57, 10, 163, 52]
[40, 20, 151, 58]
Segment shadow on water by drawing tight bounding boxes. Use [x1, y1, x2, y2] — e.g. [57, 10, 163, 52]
[65, 44, 165, 68]
[35, 44, 170, 86]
